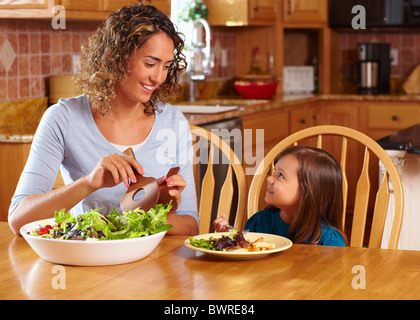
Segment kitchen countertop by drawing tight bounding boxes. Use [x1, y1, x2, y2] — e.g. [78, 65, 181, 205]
[2, 94, 420, 143]
[0, 97, 47, 143]
[377, 122, 420, 154]
[179, 93, 420, 125]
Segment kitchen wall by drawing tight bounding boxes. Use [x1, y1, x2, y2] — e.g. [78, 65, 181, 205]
[340, 31, 420, 80]
[3, 17, 420, 102]
[0, 19, 237, 102]
[0, 19, 101, 101]
[208, 27, 237, 80]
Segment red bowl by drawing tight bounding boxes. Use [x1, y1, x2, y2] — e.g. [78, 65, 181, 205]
[234, 81, 277, 99]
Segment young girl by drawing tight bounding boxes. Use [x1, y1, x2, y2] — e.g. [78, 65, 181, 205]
[9, 4, 199, 236]
[214, 146, 348, 246]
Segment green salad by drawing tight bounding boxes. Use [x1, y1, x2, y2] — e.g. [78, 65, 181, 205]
[188, 229, 248, 251]
[30, 202, 173, 241]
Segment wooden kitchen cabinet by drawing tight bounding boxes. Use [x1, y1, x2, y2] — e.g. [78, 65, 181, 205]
[366, 102, 420, 132]
[282, 0, 327, 25]
[0, 0, 49, 8]
[103, 0, 136, 11]
[242, 108, 289, 188]
[314, 101, 359, 128]
[356, 101, 420, 140]
[204, 0, 277, 26]
[0, 143, 31, 222]
[0, 142, 64, 222]
[60, 0, 101, 11]
[242, 108, 289, 155]
[55, 0, 108, 20]
[61, 0, 170, 20]
[103, 0, 171, 16]
[0, 0, 170, 19]
[249, 0, 277, 23]
[0, 0, 54, 18]
[289, 105, 316, 147]
[143, 0, 171, 16]
[289, 105, 315, 133]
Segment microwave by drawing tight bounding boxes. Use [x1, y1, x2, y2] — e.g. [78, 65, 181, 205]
[329, 0, 420, 28]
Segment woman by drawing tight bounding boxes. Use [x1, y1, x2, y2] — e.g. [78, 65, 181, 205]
[9, 4, 199, 236]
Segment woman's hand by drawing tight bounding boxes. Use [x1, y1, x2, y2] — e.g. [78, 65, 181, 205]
[86, 153, 144, 191]
[213, 213, 231, 232]
[158, 174, 186, 206]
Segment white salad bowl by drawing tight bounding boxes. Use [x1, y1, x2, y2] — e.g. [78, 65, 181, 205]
[20, 218, 167, 266]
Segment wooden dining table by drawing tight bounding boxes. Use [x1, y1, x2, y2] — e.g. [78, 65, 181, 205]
[1, 222, 420, 301]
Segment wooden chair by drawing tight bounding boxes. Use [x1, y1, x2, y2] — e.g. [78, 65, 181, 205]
[247, 125, 404, 249]
[190, 125, 247, 234]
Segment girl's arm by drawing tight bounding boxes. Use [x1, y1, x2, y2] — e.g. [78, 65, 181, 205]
[213, 213, 231, 232]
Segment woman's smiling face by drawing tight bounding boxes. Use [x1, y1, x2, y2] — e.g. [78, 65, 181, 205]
[265, 154, 301, 214]
[115, 32, 175, 105]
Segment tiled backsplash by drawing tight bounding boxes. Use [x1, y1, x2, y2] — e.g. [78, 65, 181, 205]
[5, 18, 417, 102]
[0, 19, 237, 102]
[0, 19, 100, 101]
[340, 32, 420, 79]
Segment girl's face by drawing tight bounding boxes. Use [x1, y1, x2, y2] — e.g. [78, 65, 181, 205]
[115, 32, 175, 105]
[265, 154, 301, 214]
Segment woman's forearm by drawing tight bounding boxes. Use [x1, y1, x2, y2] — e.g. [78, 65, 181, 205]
[9, 174, 199, 236]
[8, 176, 97, 236]
[166, 213, 199, 236]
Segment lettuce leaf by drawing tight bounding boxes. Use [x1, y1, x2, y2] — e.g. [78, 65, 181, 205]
[42, 202, 174, 240]
[189, 236, 216, 250]
[54, 208, 73, 224]
[122, 202, 173, 237]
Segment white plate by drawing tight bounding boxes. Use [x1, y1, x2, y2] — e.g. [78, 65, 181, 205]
[20, 218, 167, 266]
[174, 105, 238, 114]
[184, 232, 292, 260]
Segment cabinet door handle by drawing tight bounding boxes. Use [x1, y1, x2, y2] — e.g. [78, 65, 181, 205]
[287, 0, 295, 15]
[299, 119, 305, 124]
[392, 115, 398, 121]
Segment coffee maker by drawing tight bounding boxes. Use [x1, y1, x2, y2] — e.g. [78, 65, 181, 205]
[351, 43, 391, 94]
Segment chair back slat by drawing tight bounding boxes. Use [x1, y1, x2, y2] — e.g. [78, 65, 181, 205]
[317, 134, 322, 148]
[247, 125, 404, 249]
[350, 147, 371, 247]
[340, 136, 349, 229]
[369, 172, 390, 248]
[190, 125, 247, 234]
[217, 164, 234, 223]
[198, 143, 215, 234]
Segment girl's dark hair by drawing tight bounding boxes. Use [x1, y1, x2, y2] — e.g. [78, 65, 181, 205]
[269, 146, 348, 245]
[75, 4, 187, 116]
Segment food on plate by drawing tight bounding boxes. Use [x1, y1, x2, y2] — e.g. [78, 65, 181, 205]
[29, 202, 173, 241]
[188, 230, 276, 252]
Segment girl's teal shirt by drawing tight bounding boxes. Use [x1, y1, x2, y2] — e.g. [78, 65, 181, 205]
[244, 208, 346, 246]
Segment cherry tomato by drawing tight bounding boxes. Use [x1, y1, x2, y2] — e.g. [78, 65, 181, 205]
[36, 227, 50, 235]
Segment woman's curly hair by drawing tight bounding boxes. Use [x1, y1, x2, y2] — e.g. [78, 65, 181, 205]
[74, 4, 187, 116]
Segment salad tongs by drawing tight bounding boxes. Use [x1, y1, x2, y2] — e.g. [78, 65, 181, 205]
[120, 147, 179, 215]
